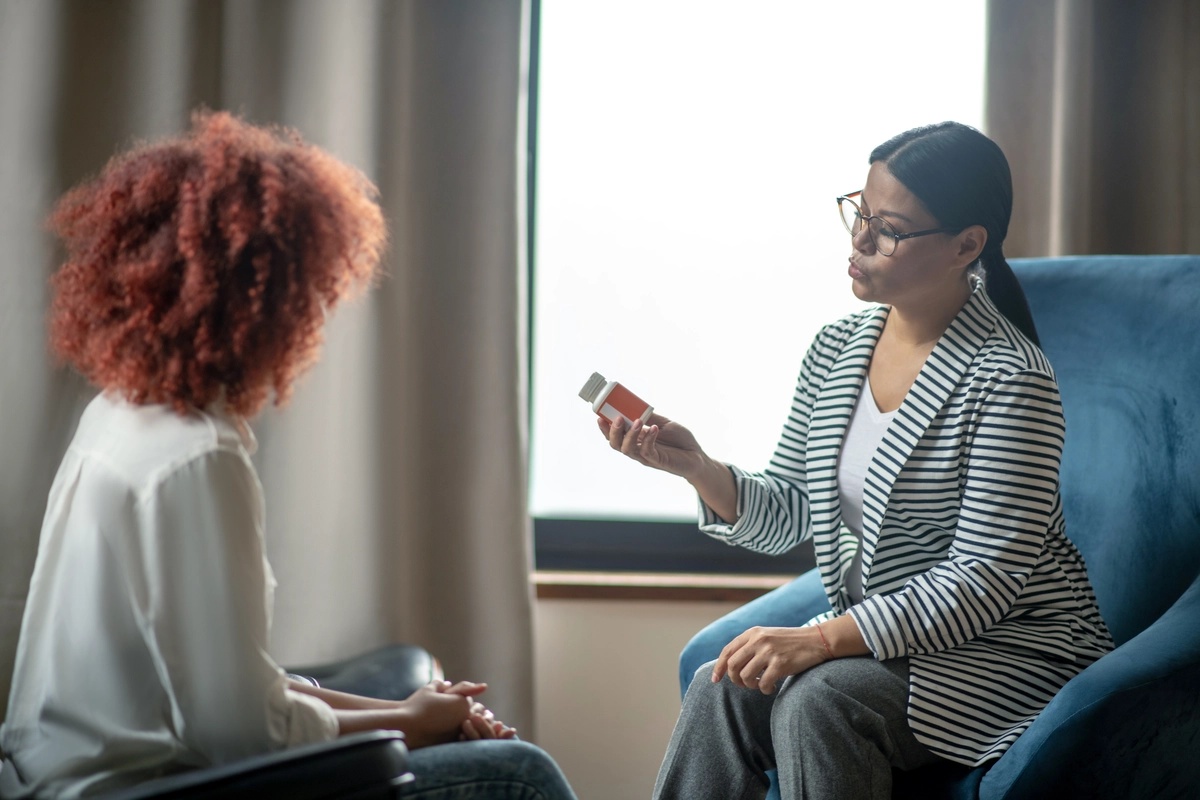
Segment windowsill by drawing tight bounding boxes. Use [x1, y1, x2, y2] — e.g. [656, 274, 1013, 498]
[532, 570, 795, 602]
[533, 518, 816, 577]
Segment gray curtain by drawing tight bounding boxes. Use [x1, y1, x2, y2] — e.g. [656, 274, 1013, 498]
[0, 0, 536, 736]
[986, 0, 1200, 256]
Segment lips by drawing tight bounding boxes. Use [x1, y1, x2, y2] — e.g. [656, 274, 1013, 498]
[848, 259, 865, 280]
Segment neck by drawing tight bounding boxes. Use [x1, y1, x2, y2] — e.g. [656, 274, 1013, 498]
[885, 279, 972, 348]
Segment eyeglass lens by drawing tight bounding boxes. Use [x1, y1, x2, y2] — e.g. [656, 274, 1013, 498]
[839, 198, 898, 255]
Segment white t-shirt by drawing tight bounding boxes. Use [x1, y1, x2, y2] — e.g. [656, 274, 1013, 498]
[836, 376, 897, 606]
[0, 393, 337, 799]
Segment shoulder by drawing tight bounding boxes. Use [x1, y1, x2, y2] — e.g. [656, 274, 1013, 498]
[961, 290, 1057, 387]
[960, 302, 1063, 429]
[983, 326, 1055, 386]
[69, 393, 254, 497]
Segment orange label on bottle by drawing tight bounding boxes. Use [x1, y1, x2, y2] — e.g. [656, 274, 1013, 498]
[598, 383, 651, 423]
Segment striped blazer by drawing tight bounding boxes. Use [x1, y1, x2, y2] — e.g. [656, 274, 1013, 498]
[699, 286, 1113, 766]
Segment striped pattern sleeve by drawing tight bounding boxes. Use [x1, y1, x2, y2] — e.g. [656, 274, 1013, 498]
[698, 316, 859, 555]
[848, 368, 1065, 660]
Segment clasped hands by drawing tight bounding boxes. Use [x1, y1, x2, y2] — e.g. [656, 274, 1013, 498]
[711, 625, 832, 695]
[405, 680, 517, 747]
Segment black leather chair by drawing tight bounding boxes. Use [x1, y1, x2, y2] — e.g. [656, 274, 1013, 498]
[89, 643, 441, 800]
[288, 643, 443, 700]
[96, 730, 412, 800]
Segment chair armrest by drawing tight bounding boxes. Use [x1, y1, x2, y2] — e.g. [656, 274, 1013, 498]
[980, 573, 1200, 800]
[288, 643, 443, 702]
[95, 731, 412, 800]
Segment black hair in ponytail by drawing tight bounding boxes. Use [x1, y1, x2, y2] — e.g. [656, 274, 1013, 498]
[869, 122, 1040, 346]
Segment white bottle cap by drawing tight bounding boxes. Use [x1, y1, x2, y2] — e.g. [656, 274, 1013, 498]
[578, 372, 607, 403]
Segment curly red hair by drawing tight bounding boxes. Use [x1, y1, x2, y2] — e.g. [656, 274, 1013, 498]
[48, 109, 386, 417]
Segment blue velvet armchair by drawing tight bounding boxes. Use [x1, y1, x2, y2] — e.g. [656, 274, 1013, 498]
[679, 255, 1200, 799]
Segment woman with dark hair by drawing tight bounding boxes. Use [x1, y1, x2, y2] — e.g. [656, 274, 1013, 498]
[599, 122, 1112, 799]
[0, 111, 575, 800]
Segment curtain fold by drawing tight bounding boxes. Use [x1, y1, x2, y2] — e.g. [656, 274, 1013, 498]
[987, 0, 1200, 256]
[0, 0, 535, 735]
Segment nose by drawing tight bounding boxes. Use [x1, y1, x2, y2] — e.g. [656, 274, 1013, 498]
[851, 221, 875, 255]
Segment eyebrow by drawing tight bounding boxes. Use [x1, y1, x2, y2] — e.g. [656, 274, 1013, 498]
[861, 193, 918, 226]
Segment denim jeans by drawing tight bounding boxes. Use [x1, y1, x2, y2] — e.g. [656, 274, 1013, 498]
[404, 739, 577, 800]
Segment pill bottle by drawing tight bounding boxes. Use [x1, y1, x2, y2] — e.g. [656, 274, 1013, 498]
[579, 372, 653, 425]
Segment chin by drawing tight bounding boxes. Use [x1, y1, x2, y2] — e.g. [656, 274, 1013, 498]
[850, 279, 875, 303]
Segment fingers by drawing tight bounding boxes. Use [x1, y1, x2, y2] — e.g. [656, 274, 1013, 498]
[618, 418, 664, 463]
[713, 629, 775, 694]
[756, 666, 784, 696]
[603, 415, 637, 459]
[458, 706, 515, 741]
[443, 681, 487, 698]
[713, 627, 755, 685]
[711, 638, 735, 684]
[739, 655, 774, 694]
[460, 717, 483, 739]
[641, 424, 661, 456]
[473, 703, 516, 738]
[605, 415, 626, 450]
[728, 649, 760, 690]
[460, 714, 496, 740]
[601, 414, 673, 473]
[618, 418, 645, 458]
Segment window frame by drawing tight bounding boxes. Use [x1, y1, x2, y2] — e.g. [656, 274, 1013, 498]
[526, 2, 986, 578]
[525, 1, 813, 576]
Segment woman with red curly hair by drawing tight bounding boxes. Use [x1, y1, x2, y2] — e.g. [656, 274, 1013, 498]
[0, 111, 576, 800]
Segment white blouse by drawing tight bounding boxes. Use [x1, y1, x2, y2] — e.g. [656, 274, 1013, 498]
[836, 376, 897, 605]
[0, 393, 337, 798]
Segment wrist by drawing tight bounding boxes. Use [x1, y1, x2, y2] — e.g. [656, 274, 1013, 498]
[815, 623, 835, 661]
[683, 452, 721, 485]
[823, 614, 871, 659]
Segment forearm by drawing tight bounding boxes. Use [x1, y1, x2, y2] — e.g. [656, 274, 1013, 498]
[330, 706, 414, 737]
[290, 686, 440, 746]
[287, 678, 399, 711]
[688, 455, 738, 524]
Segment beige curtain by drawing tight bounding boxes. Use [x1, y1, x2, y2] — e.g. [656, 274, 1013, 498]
[0, 0, 537, 736]
[986, 0, 1200, 256]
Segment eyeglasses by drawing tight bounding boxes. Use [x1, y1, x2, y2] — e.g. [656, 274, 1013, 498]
[836, 191, 959, 256]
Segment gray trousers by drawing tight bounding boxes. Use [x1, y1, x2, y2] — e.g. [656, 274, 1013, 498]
[653, 656, 941, 800]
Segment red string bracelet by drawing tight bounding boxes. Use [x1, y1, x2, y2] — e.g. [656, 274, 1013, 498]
[816, 623, 835, 661]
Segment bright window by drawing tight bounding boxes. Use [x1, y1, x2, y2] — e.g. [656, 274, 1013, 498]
[531, 1, 987, 523]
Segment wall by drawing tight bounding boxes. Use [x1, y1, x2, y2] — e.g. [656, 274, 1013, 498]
[533, 597, 740, 800]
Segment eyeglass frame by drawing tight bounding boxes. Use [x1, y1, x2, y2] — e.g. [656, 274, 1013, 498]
[836, 190, 960, 256]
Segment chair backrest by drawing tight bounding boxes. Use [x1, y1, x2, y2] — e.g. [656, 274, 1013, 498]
[1012, 256, 1200, 646]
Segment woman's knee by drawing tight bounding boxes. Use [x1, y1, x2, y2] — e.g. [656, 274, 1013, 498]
[677, 571, 831, 700]
[769, 665, 831, 731]
[682, 659, 725, 705]
[682, 660, 773, 718]
[679, 630, 730, 698]
[769, 658, 907, 735]
[406, 739, 574, 799]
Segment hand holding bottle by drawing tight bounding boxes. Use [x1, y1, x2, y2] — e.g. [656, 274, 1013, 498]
[585, 373, 739, 522]
[597, 412, 705, 479]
